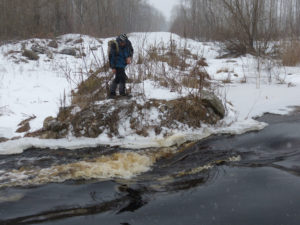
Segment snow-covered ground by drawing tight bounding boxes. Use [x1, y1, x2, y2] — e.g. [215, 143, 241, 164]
[1, 32, 300, 155]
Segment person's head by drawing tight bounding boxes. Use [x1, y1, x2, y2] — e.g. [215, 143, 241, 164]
[117, 34, 128, 46]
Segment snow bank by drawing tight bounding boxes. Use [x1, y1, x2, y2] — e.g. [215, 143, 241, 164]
[1, 32, 300, 155]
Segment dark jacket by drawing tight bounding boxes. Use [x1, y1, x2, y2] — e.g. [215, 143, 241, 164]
[109, 39, 134, 69]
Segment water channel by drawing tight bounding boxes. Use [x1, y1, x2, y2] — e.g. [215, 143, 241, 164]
[0, 112, 300, 225]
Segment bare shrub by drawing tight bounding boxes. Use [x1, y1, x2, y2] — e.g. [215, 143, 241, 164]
[136, 53, 145, 65]
[221, 41, 249, 58]
[171, 0, 299, 57]
[216, 68, 230, 73]
[240, 75, 247, 83]
[281, 41, 300, 66]
[197, 58, 208, 67]
[222, 76, 232, 84]
[63, 35, 213, 120]
[181, 76, 199, 89]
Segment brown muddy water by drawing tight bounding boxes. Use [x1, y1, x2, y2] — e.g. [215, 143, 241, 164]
[0, 113, 300, 225]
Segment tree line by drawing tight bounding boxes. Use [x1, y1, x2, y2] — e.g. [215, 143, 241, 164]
[171, 0, 300, 53]
[0, 0, 166, 40]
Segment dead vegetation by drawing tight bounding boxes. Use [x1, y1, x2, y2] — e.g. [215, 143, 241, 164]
[15, 115, 36, 133]
[26, 36, 224, 140]
[171, 0, 300, 59]
[64, 36, 213, 110]
[216, 68, 230, 73]
[197, 58, 208, 67]
[164, 96, 222, 128]
[71, 74, 109, 108]
[281, 41, 300, 66]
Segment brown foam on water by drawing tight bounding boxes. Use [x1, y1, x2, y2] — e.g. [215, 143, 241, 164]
[0, 148, 176, 188]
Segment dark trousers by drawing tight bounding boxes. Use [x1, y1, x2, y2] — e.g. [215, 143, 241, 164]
[110, 68, 127, 95]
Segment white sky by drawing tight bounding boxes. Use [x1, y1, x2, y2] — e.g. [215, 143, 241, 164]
[147, 0, 181, 20]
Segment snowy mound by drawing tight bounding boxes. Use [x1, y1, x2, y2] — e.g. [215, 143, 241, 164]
[1, 32, 300, 154]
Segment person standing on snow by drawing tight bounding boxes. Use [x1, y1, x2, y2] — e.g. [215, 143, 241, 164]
[109, 34, 134, 98]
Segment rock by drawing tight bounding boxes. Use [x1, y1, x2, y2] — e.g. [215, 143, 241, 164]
[0, 137, 8, 143]
[90, 46, 98, 51]
[201, 91, 225, 118]
[24, 129, 43, 138]
[81, 110, 95, 120]
[11, 136, 21, 140]
[46, 51, 53, 59]
[51, 121, 66, 132]
[43, 116, 56, 130]
[74, 38, 84, 44]
[22, 49, 39, 60]
[60, 48, 77, 56]
[16, 122, 30, 133]
[31, 45, 48, 54]
[19, 58, 29, 63]
[40, 131, 58, 139]
[43, 116, 67, 132]
[18, 115, 36, 127]
[48, 40, 58, 48]
[58, 129, 68, 137]
[88, 127, 99, 138]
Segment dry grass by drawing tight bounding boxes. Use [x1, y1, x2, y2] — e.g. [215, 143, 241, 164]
[221, 77, 232, 84]
[76, 76, 104, 96]
[197, 58, 208, 67]
[71, 75, 109, 108]
[281, 41, 300, 66]
[147, 42, 191, 70]
[143, 41, 211, 92]
[181, 76, 199, 89]
[136, 53, 145, 64]
[165, 97, 220, 127]
[240, 75, 247, 83]
[61, 37, 215, 138]
[4, 50, 21, 57]
[216, 68, 230, 73]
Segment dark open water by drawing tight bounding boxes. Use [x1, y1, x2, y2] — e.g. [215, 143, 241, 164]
[0, 113, 300, 225]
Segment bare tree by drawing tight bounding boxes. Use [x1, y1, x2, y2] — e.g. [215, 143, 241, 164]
[0, 0, 167, 40]
[171, 0, 300, 55]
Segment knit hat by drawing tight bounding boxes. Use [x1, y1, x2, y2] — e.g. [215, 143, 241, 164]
[118, 34, 128, 42]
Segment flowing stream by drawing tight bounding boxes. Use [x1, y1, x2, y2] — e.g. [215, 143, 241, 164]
[0, 113, 300, 225]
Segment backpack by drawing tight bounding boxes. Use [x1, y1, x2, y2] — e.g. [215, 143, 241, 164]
[108, 40, 119, 58]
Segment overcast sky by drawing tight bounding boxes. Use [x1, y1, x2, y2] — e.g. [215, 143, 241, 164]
[147, 0, 181, 20]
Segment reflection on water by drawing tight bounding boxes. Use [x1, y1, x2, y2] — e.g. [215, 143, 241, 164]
[0, 192, 24, 203]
